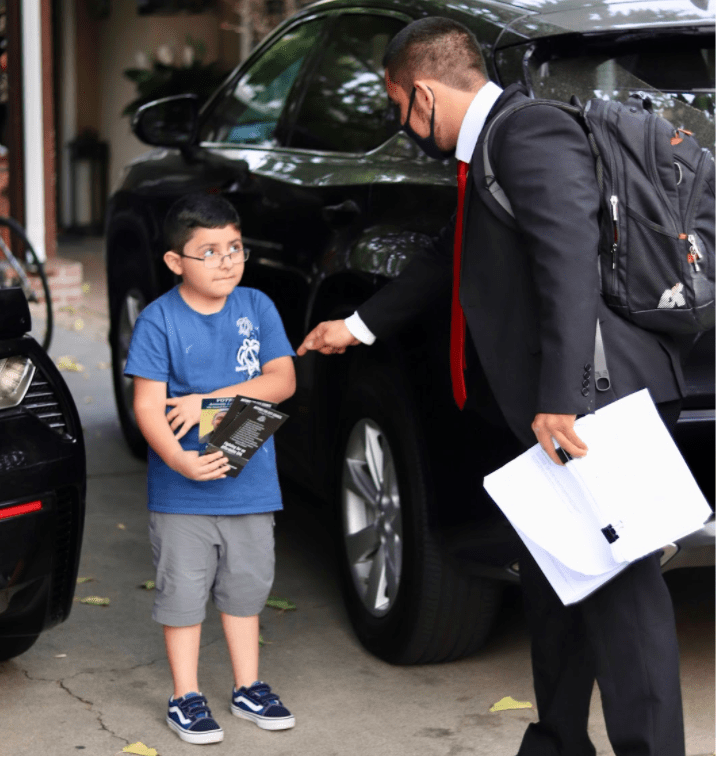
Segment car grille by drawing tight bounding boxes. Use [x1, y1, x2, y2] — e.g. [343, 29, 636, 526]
[20, 371, 69, 437]
[49, 486, 80, 622]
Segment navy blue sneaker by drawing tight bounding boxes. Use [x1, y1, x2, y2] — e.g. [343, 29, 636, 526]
[230, 681, 295, 730]
[166, 692, 224, 744]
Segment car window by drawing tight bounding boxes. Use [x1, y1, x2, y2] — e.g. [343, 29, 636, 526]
[527, 40, 715, 151]
[288, 14, 405, 153]
[199, 18, 324, 146]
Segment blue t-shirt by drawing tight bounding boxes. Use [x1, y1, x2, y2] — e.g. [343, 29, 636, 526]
[124, 285, 294, 515]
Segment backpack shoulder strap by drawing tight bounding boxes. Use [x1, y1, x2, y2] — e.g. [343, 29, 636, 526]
[481, 99, 581, 219]
[480, 98, 611, 392]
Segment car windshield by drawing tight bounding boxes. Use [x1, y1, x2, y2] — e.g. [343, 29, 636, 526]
[199, 19, 323, 146]
[527, 39, 715, 150]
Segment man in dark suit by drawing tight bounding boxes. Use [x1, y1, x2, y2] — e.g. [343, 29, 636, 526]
[297, 17, 685, 756]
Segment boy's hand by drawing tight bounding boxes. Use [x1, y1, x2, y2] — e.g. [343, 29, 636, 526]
[297, 320, 360, 356]
[170, 449, 230, 480]
[166, 394, 202, 439]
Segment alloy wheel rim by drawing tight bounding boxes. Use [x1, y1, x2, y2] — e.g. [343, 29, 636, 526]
[341, 418, 403, 617]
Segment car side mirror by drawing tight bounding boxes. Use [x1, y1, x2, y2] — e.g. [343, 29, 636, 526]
[132, 94, 199, 148]
[0, 287, 31, 340]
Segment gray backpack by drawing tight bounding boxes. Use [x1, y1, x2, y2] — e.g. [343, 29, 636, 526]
[483, 93, 715, 337]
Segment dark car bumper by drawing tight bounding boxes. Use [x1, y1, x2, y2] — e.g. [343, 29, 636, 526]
[0, 336, 86, 640]
[661, 406, 715, 571]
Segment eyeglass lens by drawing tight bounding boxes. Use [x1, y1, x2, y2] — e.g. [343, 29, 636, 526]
[204, 250, 247, 268]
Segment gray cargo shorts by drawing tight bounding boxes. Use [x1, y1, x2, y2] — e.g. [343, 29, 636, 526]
[148, 511, 275, 626]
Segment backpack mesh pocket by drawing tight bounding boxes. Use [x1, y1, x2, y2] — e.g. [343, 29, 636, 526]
[626, 209, 700, 332]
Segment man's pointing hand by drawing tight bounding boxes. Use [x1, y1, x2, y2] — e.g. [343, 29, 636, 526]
[297, 320, 360, 356]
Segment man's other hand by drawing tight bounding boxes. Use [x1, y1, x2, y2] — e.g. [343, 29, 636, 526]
[297, 320, 360, 356]
[531, 413, 588, 466]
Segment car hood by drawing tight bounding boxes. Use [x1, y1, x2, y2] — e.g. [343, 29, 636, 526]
[498, 0, 715, 37]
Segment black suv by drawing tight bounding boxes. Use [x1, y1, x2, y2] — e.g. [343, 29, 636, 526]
[106, 0, 715, 664]
[0, 289, 86, 660]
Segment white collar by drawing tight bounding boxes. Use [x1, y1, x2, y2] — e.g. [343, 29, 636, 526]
[455, 81, 503, 163]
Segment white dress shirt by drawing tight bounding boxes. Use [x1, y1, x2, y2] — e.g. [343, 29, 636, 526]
[345, 81, 504, 345]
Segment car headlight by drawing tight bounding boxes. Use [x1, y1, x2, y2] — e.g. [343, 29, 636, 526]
[0, 356, 35, 409]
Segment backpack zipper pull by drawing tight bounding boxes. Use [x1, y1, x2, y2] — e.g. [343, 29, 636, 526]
[687, 234, 702, 271]
[610, 195, 619, 269]
[688, 234, 703, 260]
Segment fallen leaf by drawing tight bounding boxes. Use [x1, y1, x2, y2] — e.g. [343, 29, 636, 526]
[59, 305, 76, 314]
[266, 596, 297, 612]
[82, 282, 91, 294]
[490, 696, 533, 713]
[259, 634, 265, 647]
[57, 355, 84, 372]
[79, 596, 110, 606]
[117, 523, 126, 530]
[139, 580, 155, 590]
[74, 318, 85, 331]
[76, 577, 94, 584]
[122, 743, 158, 756]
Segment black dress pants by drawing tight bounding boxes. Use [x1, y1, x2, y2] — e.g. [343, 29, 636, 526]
[517, 549, 685, 756]
[517, 400, 685, 756]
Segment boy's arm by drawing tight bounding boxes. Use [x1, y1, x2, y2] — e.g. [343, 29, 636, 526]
[134, 376, 230, 480]
[165, 355, 296, 441]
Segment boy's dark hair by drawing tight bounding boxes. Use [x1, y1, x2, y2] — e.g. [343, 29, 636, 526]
[164, 193, 241, 254]
[383, 17, 488, 92]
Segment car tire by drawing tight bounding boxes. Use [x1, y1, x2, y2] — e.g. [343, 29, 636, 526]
[336, 365, 501, 664]
[0, 634, 39, 661]
[110, 274, 151, 459]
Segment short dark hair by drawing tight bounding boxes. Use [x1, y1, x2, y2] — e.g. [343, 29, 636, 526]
[383, 17, 488, 92]
[164, 193, 241, 254]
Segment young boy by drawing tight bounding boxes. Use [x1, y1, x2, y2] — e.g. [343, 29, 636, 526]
[125, 193, 296, 745]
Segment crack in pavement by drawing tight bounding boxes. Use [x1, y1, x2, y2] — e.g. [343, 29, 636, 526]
[20, 667, 59, 685]
[19, 668, 129, 745]
[58, 678, 128, 745]
[17, 641, 220, 748]
[18, 638, 222, 684]
[21, 655, 167, 683]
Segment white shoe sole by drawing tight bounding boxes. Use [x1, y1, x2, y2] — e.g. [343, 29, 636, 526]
[230, 703, 296, 730]
[167, 716, 224, 744]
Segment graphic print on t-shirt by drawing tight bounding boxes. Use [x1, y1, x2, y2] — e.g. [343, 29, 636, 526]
[236, 316, 260, 377]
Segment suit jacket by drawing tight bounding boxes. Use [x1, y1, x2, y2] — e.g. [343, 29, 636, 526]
[358, 84, 684, 448]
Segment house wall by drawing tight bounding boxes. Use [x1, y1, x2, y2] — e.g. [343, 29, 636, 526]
[67, 0, 308, 219]
[95, 1, 223, 192]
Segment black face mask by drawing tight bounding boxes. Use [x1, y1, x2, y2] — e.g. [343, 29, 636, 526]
[401, 87, 455, 161]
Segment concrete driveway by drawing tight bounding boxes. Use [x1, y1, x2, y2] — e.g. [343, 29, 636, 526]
[1, 240, 715, 756]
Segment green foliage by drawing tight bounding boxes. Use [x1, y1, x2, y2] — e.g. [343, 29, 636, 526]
[122, 38, 230, 117]
[266, 595, 297, 611]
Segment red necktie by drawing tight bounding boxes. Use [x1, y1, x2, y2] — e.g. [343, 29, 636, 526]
[450, 160, 469, 410]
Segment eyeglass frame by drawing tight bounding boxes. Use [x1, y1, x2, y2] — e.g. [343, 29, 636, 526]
[179, 247, 249, 269]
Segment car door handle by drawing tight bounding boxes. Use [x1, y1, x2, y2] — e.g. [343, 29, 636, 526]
[322, 199, 361, 226]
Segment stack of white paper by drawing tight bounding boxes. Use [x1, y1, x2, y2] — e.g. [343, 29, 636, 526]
[483, 390, 712, 605]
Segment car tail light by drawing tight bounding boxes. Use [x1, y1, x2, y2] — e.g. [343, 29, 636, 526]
[0, 500, 42, 520]
[0, 356, 35, 409]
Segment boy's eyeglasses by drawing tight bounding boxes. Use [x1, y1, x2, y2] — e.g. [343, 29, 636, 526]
[180, 249, 249, 268]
